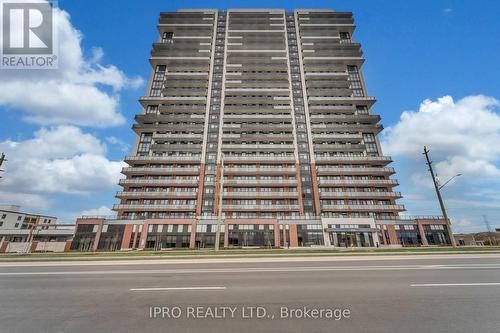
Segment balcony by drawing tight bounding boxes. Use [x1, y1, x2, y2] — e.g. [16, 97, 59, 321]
[116, 191, 198, 199]
[223, 179, 297, 186]
[314, 156, 392, 165]
[224, 166, 296, 175]
[319, 191, 402, 199]
[317, 179, 399, 187]
[153, 133, 203, 140]
[320, 204, 405, 212]
[223, 191, 299, 198]
[222, 123, 292, 131]
[223, 134, 293, 142]
[124, 155, 202, 164]
[222, 144, 295, 152]
[312, 133, 363, 141]
[132, 124, 205, 134]
[310, 124, 383, 134]
[151, 144, 203, 152]
[118, 178, 199, 186]
[308, 96, 376, 107]
[223, 114, 292, 121]
[313, 143, 365, 152]
[223, 204, 300, 211]
[316, 166, 395, 175]
[121, 167, 200, 175]
[223, 155, 296, 163]
[113, 204, 196, 211]
[309, 114, 381, 124]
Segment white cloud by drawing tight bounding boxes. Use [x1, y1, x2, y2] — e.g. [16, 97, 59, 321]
[382, 95, 500, 181]
[79, 206, 115, 217]
[106, 136, 131, 153]
[0, 126, 125, 196]
[0, 192, 53, 210]
[2, 126, 105, 159]
[456, 219, 474, 228]
[0, 1, 143, 127]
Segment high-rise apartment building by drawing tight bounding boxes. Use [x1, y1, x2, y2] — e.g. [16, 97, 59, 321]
[73, 9, 451, 250]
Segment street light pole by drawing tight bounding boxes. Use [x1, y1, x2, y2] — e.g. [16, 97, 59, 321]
[423, 146, 457, 247]
[214, 155, 224, 251]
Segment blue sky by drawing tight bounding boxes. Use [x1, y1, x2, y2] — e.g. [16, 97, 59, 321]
[1, 0, 499, 231]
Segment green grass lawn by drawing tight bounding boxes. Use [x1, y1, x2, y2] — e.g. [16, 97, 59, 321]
[1, 246, 500, 262]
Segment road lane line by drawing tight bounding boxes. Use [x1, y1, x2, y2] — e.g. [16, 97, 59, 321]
[411, 282, 500, 287]
[1, 263, 500, 276]
[129, 286, 226, 291]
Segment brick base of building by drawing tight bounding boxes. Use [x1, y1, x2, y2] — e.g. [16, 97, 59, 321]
[70, 216, 452, 252]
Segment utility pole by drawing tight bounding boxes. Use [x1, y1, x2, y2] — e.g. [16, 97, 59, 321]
[423, 146, 457, 247]
[483, 215, 497, 246]
[214, 155, 224, 251]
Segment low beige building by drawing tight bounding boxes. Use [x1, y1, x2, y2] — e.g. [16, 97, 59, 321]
[0, 205, 74, 253]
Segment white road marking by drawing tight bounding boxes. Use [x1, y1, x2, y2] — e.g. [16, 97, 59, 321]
[0, 263, 499, 276]
[129, 286, 226, 291]
[411, 282, 500, 287]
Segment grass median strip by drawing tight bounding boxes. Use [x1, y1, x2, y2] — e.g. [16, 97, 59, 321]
[1, 247, 500, 262]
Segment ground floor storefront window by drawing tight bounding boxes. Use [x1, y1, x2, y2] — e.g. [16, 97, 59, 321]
[330, 231, 374, 247]
[228, 224, 274, 247]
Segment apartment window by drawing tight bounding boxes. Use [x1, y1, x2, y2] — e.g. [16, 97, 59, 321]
[1, 214, 5, 219]
[150, 65, 166, 97]
[137, 133, 153, 155]
[14, 223, 19, 228]
[339, 32, 351, 44]
[162, 32, 174, 44]
[366, 143, 378, 153]
[363, 134, 375, 143]
[356, 105, 368, 115]
[146, 105, 159, 114]
[0, 221, 3, 226]
[347, 65, 364, 97]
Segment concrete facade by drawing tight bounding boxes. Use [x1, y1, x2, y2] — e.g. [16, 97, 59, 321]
[71, 9, 452, 251]
[73, 215, 451, 251]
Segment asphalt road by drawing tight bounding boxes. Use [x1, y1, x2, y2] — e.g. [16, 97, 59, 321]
[0, 254, 499, 333]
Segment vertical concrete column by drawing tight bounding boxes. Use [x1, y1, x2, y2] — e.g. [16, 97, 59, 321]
[189, 221, 197, 249]
[92, 220, 104, 252]
[310, 163, 322, 215]
[321, 218, 331, 246]
[274, 222, 280, 247]
[295, 163, 305, 216]
[121, 224, 133, 250]
[417, 222, 428, 246]
[0, 241, 9, 253]
[223, 221, 229, 248]
[282, 225, 287, 247]
[131, 225, 139, 249]
[289, 224, 298, 247]
[138, 222, 149, 250]
[371, 232, 379, 247]
[380, 225, 388, 245]
[196, 164, 205, 216]
[386, 225, 399, 245]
